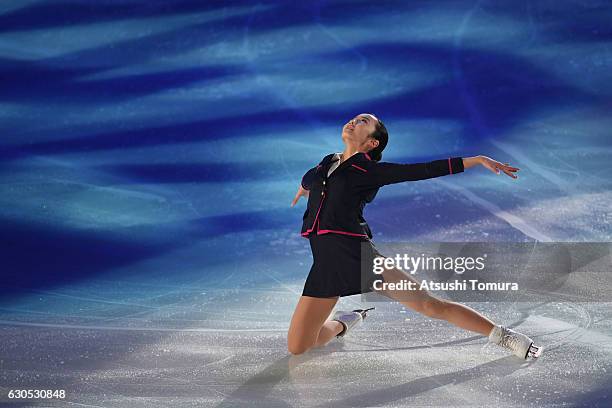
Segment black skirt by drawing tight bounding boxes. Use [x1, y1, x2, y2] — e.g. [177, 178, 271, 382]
[302, 233, 386, 298]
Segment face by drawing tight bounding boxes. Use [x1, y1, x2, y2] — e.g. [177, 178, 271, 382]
[342, 113, 379, 151]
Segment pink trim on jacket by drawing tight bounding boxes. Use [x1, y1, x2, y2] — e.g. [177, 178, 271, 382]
[300, 192, 368, 238]
[316, 229, 368, 237]
[364, 152, 372, 161]
[301, 191, 326, 236]
[448, 157, 453, 174]
[351, 164, 367, 172]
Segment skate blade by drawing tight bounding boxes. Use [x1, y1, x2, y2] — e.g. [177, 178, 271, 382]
[352, 307, 375, 319]
[528, 344, 543, 359]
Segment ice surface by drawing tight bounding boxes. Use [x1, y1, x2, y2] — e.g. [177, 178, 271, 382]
[1, 296, 611, 407]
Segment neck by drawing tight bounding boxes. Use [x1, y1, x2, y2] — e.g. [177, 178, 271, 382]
[340, 146, 361, 163]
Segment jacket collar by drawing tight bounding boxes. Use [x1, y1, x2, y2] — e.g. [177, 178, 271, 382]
[326, 151, 372, 164]
[323, 151, 372, 179]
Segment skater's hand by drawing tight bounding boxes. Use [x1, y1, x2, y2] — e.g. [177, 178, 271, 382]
[291, 185, 309, 207]
[479, 156, 520, 179]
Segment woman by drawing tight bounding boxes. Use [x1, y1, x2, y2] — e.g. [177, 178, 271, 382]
[288, 113, 542, 360]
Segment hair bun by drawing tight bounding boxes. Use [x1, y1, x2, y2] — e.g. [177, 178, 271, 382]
[369, 150, 382, 161]
[368, 117, 388, 162]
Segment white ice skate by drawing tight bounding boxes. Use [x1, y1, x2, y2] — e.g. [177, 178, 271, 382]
[489, 325, 543, 359]
[332, 307, 375, 337]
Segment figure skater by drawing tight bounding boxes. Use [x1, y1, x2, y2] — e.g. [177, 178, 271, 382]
[288, 113, 542, 359]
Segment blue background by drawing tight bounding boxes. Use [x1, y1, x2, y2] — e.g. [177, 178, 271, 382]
[1, 1, 610, 304]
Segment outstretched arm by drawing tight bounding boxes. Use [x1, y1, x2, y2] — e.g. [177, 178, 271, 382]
[352, 155, 519, 190]
[352, 156, 464, 189]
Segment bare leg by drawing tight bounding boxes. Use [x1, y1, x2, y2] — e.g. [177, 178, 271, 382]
[287, 295, 342, 354]
[374, 261, 495, 336]
[314, 320, 344, 347]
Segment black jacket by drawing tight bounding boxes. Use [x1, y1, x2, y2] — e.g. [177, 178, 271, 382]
[300, 152, 465, 239]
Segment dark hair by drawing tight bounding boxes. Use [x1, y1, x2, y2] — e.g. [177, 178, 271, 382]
[368, 117, 388, 162]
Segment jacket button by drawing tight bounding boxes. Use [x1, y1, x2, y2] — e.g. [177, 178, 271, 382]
[321, 192, 324, 196]
[323, 180, 326, 185]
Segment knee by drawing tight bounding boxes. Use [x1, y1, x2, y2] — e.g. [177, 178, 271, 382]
[287, 332, 311, 355]
[287, 342, 310, 355]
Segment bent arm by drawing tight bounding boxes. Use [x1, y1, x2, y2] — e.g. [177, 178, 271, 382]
[301, 166, 319, 190]
[300, 153, 334, 190]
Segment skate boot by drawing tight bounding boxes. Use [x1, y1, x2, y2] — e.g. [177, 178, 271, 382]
[332, 307, 375, 337]
[488, 325, 543, 359]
